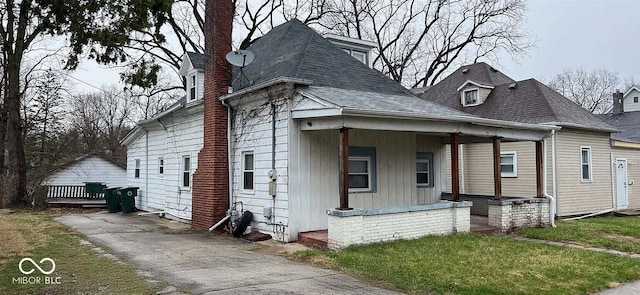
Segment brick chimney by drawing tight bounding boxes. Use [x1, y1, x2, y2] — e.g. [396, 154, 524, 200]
[612, 90, 624, 114]
[191, 0, 233, 230]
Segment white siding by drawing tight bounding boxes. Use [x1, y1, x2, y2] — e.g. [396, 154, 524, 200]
[289, 128, 444, 237]
[124, 105, 204, 221]
[624, 88, 640, 112]
[43, 156, 126, 187]
[231, 97, 290, 241]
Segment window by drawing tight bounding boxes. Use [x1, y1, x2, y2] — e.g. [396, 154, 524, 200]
[463, 89, 479, 106]
[635, 96, 639, 103]
[158, 157, 164, 176]
[342, 48, 368, 65]
[134, 159, 140, 178]
[189, 74, 196, 100]
[242, 152, 254, 191]
[500, 152, 517, 177]
[417, 152, 434, 187]
[348, 147, 377, 192]
[182, 156, 191, 188]
[580, 147, 592, 182]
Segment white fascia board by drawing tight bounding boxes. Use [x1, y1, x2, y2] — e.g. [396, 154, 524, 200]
[542, 121, 617, 133]
[178, 53, 193, 76]
[623, 85, 640, 98]
[456, 80, 495, 91]
[219, 77, 313, 101]
[341, 108, 559, 132]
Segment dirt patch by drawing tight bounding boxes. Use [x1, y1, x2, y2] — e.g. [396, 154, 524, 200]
[604, 233, 640, 243]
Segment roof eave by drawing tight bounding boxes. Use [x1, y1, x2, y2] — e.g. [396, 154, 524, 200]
[544, 121, 618, 133]
[340, 108, 559, 132]
[220, 77, 313, 101]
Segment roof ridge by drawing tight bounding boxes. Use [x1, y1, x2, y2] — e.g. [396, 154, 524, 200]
[529, 78, 560, 122]
[293, 26, 316, 79]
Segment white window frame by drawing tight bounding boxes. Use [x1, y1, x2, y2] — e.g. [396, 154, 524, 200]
[157, 157, 164, 178]
[189, 74, 197, 101]
[182, 156, 191, 189]
[580, 146, 593, 182]
[342, 48, 369, 66]
[241, 151, 255, 193]
[348, 156, 372, 192]
[134, 159, 140, 179]
[416, 159, 431, 187]
[500, 151, 518, 178]
[462, 88, 480, 106]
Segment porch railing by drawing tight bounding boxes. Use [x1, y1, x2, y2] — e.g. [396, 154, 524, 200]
[46, 185, 105, 199]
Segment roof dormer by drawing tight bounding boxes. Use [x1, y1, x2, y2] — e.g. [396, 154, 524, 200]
[456, 80, 494, 107]
[324, 34, 376, 67]
[179, 52, 205, 103]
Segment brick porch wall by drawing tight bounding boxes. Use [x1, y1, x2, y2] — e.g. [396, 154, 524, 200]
[327, 201, 472, 250]
[488, 198, 550, 232]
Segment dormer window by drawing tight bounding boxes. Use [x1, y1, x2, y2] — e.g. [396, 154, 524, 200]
[463, 88, 479, 106]
[189, 74, 197, 101]
[342, 48, 368, 65]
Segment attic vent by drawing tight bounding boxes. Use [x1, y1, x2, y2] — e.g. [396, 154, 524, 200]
[462, 68, 469, 74]
[489, 66, 497, 72]
[508, 83, 517, 89]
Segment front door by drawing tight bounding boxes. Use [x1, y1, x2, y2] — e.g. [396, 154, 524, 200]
[616, 159, 629, 209]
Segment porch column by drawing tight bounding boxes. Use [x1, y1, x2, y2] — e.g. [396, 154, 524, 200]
[493, 137, 502, 200]
[338, 128, 351, 209]
[450, 133, 460, 201]
[535, 140, 543, 198]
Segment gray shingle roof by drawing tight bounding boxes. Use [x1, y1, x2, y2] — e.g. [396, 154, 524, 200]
[598, 111, 640, 143]
[187, 52, 205, 70]
[303, 86, 472, 118]
[419, 63, 616, 132]
[233, 19, 413, 96]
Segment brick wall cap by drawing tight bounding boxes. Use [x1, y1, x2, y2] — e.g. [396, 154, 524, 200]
[488, 198, 550, 206]
[327, 201, 472, 217]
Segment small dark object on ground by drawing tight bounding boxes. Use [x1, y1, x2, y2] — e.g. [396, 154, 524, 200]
[243, 231, 272, 242]
[233, 211, 253, 237]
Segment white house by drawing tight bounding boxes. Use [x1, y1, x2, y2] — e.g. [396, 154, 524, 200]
[125, 20, 558, 249]
[120, 52, 205, 220]
[43, 154, 126, 199]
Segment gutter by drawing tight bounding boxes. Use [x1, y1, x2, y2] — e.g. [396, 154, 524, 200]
[542, 121, 618, 133]
[340, 108, 560, 132]
[219, 77, 313, 101]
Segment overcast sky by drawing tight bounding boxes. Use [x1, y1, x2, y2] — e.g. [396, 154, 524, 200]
[71, 0, 640, 92]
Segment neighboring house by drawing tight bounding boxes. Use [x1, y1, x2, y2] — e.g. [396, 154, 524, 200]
[416, 63, 629, 217]
[126, 19, 557, 249]
[598, 86, 640, 211]
[42, 154, 126, 199]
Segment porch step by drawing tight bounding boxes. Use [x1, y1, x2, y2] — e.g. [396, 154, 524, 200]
[297, 230, 328, 249]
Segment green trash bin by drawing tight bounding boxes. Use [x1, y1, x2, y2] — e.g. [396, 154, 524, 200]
[104, 187, 121, 213]
[120, 187, 139, 214]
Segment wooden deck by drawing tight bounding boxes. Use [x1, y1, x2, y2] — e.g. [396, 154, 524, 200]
[47, 198, 107, 208]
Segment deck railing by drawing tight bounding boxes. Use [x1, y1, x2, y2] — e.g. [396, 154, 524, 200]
[46, 185, 105, 199]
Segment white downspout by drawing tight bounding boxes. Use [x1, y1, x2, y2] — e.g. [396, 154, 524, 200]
[222, 99, 233, 210]
[543, 131, 555, 227]
[460, 144, 465, 194]
[610, 152, 616, 210]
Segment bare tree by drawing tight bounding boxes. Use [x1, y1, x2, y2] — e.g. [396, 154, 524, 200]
[69, 86, 135, 162]
[548, 68, 620, 114]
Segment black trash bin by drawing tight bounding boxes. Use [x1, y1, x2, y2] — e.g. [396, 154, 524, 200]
[120, 187, 139, 214]
[104, 187, 121, 213]
[84, 182, 106, 196]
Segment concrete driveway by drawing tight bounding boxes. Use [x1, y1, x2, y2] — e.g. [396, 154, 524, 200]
[55, 212, 399, 294]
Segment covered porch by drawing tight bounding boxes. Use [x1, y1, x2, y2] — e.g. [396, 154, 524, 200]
[290, 108, 556, 249]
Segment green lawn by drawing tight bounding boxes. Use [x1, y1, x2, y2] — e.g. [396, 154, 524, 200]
[520, 216, 640, 254]
[293, 233, 640, 295]
[0, 212, 164, 295]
